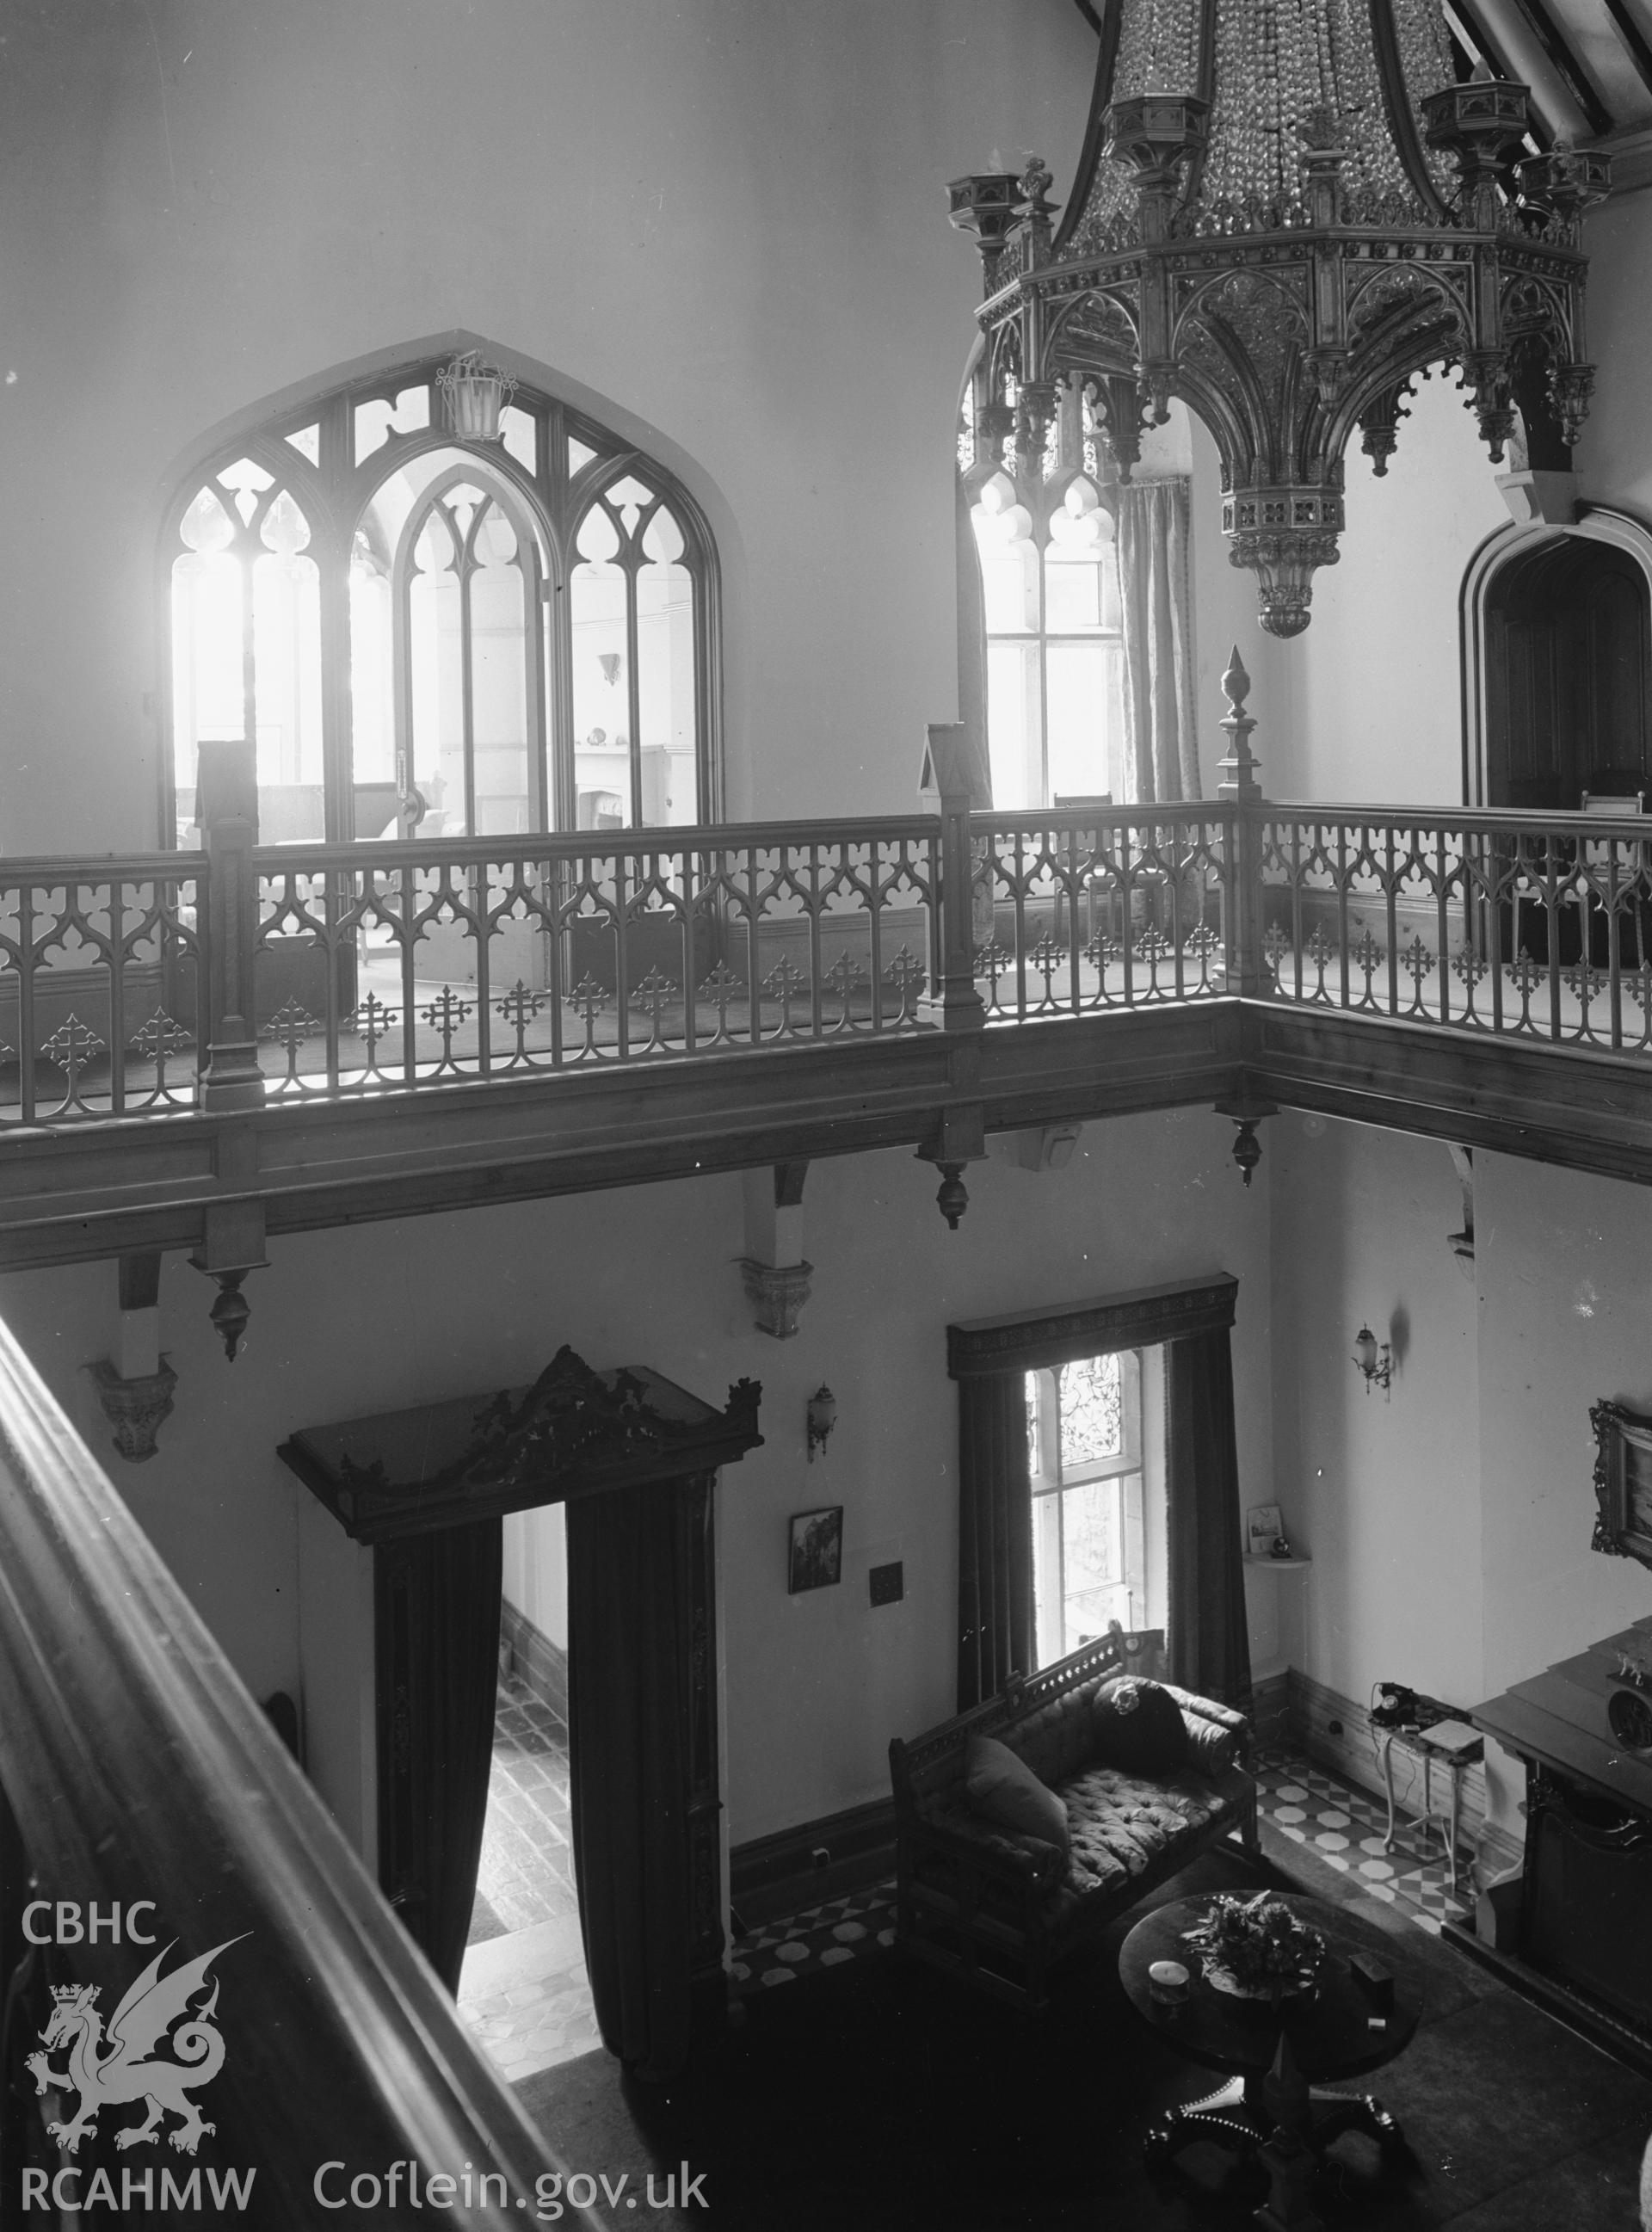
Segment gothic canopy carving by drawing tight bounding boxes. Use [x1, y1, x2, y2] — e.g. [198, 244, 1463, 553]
[280, 1346, 763, 1542]
[948, 2, 1608, 637]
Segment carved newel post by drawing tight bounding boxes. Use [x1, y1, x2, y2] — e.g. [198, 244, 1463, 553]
[1214, 647, 1277, 1183]
[916, 722, 988, 1228]
[196, 739, 267, 1114]
[192, 739, 269, 1356]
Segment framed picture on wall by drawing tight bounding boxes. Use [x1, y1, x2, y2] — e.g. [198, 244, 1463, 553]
[1592, 1401, 1652, 1569]
[1246, 1503, 1285, 1557]
[789, 1506, 843, 1594]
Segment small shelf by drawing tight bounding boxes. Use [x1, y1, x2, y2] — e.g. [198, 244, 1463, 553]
[1243, 1553, 1311, 1569]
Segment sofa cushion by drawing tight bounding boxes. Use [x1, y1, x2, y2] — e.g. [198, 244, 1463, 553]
[1181, 1711, 1238, 1775]
[1043, 1761, 1249, 1933]
[1002, 1686, 1099, 1789]
[965, 1734, 1069, 1848]
[1162, 1682, 1248, 1736]
[1092, 1676, 1189, 1775]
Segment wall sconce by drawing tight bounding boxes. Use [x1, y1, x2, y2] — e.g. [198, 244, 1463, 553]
[806, 1384, 837, 1462]
[598, 652, 622, 687]
[1352, 1324, 1392, 1398]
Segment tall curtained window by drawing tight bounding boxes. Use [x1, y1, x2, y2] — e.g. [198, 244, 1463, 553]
[966, 382, 1197, 811]
[947, 1276, 1250, 1711]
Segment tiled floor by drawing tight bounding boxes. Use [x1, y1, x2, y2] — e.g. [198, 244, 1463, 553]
[1252, 1736, 1478, 1933]
[729, 1886, 900, 1990]
[459, 1728, 1476, 2082]
[724, 1737, 1476, 1995]
[470, 1674, 578, 1939]
[457, 1672, 601, 2083]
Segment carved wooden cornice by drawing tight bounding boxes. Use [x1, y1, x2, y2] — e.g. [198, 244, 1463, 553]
[280, 1345, 763, 1542]
[946, 1273, 1237, 1379]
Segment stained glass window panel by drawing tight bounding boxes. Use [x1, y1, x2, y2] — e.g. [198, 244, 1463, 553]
[1057, 1353, 1123, 1470]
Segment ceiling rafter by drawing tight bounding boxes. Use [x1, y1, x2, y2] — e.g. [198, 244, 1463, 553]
[1443, 0, 1521, 83]
[1507, 0, 1615, 137]
[1600, 0, 1652, 102]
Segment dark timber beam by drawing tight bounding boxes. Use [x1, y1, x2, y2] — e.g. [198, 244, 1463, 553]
[1601, 0, 1652, 104]
[0, 1007, 1244, 1270]
[1509, 0, 1614, 141]
[9, 1002, 1652, 1272]
[1247, 1007, 1652, 1189]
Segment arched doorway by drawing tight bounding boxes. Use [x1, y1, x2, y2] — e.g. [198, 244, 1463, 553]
[1476, 527, 1652, 811]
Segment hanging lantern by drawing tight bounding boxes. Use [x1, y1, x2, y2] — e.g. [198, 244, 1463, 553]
[437, 349, 516, 442]
[949, 4, 1609, 637]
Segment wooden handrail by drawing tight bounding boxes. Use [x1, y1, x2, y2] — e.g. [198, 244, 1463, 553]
[0, 1313, 599, 2229]
[250, 811, 940, 870]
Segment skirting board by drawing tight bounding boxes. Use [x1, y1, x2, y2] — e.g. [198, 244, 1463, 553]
[1250, 1669, 1290, 1745]
[1284, 1667, 1490, 1858]
[501, 1598, 567, 1720]
[730, 1797, 896, 1928]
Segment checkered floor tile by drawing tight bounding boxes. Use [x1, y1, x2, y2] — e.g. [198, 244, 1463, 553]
[729, 1740, 1476, 1995]
[729, 1887, 899, 1992]
[1252, 1741, 1477, 1933]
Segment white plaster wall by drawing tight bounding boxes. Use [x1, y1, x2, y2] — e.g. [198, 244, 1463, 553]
[0, 1109, 1271, 1854]
[1254, 378, 1509, 807]
[1267, 1116, 1483, 1717]
[502, 1502, 569, 1654]
[1473, 1153, 1652, 1828]
[1267, 1118, 1652, 1844]
[1575, 192, 1652, 521]
[0, 0, 1095, 850]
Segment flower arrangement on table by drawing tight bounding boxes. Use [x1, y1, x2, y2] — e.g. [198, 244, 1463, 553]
[1181, 1891, 1324, 2003]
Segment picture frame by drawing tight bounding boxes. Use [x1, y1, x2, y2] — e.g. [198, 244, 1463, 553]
[1246, 1502, 1285, 1557]
[788, 1505, 843, 1594]
[1591, 1400, 1652, 1570]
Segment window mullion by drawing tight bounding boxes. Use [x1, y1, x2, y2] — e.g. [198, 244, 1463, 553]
[624, 550, 644, 829]
[459, 548, 478, 838]
[1036, 524, 1050, 808]
[238, 522, 256, 765]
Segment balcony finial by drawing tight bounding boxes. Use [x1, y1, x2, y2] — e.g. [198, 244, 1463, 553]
[1223, 644, 1251, 719]
[1217, 644, 1261, 802]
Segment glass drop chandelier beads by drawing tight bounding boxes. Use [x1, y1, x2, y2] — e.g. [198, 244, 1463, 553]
[948, 0, 1608, 636]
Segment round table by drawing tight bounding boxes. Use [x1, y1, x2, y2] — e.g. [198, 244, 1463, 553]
[1119, 1893, 1422, 2231]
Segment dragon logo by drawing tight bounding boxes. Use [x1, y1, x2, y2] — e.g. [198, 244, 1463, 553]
[25, 1938, 243, 2158]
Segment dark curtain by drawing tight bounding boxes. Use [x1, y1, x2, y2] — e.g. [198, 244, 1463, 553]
[956, 1374, 1033, 1710]
[1165, 1327, 1252, 1707]
[374, 1518, 502, 1994]
[565, 1477, 693, 2081]
[1118, 478, 1199, 804]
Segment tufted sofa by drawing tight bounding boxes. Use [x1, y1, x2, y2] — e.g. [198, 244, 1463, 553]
[888, 1625, 1256, 2007]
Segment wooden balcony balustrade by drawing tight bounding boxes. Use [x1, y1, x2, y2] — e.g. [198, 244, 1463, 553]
[0, 1311, 601, 2228]
[7, 689, 1652, 1273]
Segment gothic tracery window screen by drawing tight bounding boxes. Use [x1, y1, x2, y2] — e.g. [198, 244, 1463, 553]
[163, 356, 720, 848]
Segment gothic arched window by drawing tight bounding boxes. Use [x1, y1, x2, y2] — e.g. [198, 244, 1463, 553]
[970, 466, 1125, 811]
[163, 354, 720, 847]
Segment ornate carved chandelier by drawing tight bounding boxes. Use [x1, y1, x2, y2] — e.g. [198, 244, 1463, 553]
[949, 2, 1609, 636]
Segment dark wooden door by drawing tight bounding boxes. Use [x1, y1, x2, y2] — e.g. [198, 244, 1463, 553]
[1485, 537, 1650, 811]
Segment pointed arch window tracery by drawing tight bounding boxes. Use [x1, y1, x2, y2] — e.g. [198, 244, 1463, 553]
[163, 356, 720, 848]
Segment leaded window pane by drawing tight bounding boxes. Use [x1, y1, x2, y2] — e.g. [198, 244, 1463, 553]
[167, 355, 717, 846]
[1057, 1353, 1123, 1470]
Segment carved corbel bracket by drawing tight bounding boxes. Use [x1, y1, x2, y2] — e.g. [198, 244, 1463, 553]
[918, 1104, 987, 1228]
[1214, 1094, 1279, 1187]
[85, 1358, 177, 1464]
[737, 1258, 815, 1341]
[190, 1196, 268, 1362]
